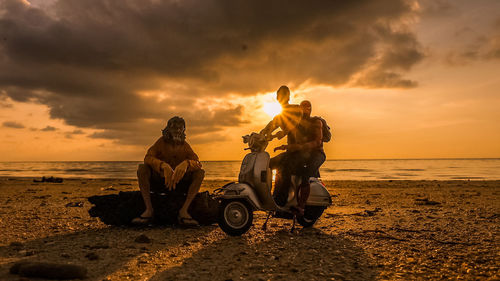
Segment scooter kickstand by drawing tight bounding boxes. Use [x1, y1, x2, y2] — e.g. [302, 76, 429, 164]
[290, 215, 296, 233]
[262, 212, 272, 231]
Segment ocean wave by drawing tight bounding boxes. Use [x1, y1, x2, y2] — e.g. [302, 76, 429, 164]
[393, 168, 425, 171]
[394, 173, 418, 177]
[322, 168, 373, 172]
[64, 169, 89, 172]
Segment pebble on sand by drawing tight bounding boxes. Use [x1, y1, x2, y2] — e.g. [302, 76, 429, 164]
[135, 234, 151, 243]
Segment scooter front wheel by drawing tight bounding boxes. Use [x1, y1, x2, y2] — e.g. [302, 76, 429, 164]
[218, 199, 253, 236]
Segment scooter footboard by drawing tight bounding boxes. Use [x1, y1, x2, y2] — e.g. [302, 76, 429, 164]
[219, 182, 266, 210]
[307, 179, 332, 206]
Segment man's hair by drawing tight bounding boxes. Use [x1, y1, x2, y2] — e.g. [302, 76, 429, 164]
[162, 116, 186, 143]
[166, 116, 185, 128]
[300, 100, 311, 107]
[276, 85, 290, 105]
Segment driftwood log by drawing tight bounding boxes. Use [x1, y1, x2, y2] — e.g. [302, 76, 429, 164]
[88, 191, 219, 226]
[10, 261, 87, 279]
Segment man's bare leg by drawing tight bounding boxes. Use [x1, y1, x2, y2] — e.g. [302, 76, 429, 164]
[178, 169, 205, 220]
[136, 164, 154, 219]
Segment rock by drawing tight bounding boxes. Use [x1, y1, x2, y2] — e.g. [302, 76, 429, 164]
[85, 252, 99, 260]
[415, 198, 441, 206]
[88, 244, 109, 249]
[65, 202, 84, 207]
[33, 176, 63, 183]
[10, 262, 87, 279]
[19, 249, 35, 256]
[135, 234, 151, 243]
[88, 190, 219, 226]
[9, 241, 23, 249]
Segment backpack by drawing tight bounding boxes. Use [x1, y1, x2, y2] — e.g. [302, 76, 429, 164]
[313, 117, 332, 142]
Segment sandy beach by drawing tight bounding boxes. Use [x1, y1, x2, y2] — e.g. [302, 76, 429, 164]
[0, 177, 498, 280]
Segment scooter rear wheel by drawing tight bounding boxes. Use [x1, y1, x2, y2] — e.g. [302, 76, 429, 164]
[218, 199, 253, 236]
[297, 206, 325, 227]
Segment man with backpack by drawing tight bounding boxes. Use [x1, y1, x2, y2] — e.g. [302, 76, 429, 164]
[273, 100, 328, 215]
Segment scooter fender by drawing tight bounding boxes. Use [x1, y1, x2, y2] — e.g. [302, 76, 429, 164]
[219, 182, 264, 210]
[307, 178, 333, 206]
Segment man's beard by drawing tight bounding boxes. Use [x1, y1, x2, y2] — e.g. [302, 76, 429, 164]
[162, 129, 186, 144]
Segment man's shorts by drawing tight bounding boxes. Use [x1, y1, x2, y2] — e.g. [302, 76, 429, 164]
[149, 168, 194, 196]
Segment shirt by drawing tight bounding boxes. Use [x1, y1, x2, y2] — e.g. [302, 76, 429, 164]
[144, 137, 199, 174]
[261, 104, 303, 136]
[291, 117, 324, 152]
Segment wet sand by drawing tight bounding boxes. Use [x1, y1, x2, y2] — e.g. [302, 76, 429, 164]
[0, 177, 498, 280]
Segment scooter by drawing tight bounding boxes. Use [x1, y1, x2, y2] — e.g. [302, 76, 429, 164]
[215, 133, 332, 236]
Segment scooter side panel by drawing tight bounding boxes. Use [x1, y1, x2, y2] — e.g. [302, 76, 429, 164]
[307, 180, 332, 206]
[220, 182, 265, 210]
[251, 153, 276, 210]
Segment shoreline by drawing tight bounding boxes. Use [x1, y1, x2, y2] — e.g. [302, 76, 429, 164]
[0, 178, 499, 280]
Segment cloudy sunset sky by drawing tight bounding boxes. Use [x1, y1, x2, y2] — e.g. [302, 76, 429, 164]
[1, 0, 499, 161]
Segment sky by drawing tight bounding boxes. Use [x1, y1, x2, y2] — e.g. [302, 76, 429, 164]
[0, 0, 499, 161]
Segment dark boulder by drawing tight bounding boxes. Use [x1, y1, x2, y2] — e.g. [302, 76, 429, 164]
[10, 261, 87, 279]
[88, 191, 219, 226]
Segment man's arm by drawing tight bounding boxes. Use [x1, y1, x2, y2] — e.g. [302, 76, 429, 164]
[184, 142, 202, 171]
[259, 117, 279, 139]
[170, 142, 201, 188]
[144, 138, 167, 174]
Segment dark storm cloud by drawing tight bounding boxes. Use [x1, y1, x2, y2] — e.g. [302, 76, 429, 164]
[485, 18, 500, 59]
[0, 0, 423, 145]
[2, 121, 25, 128]
[69, 129, 84, 135]
[40, 125, 57, 131]
[418, 0, 455, 18]
[444, 17, 500, 65]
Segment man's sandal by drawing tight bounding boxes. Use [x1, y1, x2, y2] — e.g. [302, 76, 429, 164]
[177, 215, 199, 227]
[131, 216, 154, 225]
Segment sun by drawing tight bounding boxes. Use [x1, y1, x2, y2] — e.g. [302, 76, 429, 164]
[263, 102, 282, 118]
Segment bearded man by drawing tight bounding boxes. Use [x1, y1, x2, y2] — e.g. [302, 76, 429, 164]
[132, 116, 204, 226]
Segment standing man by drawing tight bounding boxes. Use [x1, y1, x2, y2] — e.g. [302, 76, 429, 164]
[260, 85, 302, 142]
[260, 85, 303, 206]
[132, 116, 205, 226]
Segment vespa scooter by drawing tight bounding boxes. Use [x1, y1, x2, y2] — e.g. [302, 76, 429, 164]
[215, 133, 332, 236]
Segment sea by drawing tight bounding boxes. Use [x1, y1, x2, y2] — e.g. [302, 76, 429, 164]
[0, 159, 499, 181]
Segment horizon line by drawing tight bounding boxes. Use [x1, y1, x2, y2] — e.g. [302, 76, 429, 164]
[1, 157, 500, 163]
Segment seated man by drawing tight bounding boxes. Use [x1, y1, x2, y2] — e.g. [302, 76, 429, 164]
[273, 100, 326, 213]
[132, 116, 204, 226]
